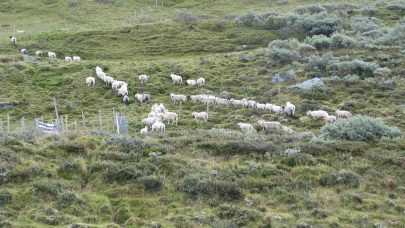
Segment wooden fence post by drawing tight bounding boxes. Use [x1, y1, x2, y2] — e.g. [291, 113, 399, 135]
[116, 113, 120, 134]
[82, 112, 86, 134]
[65, 114, 68, 133]
[99, 110, 103, 131]
[20, 117, 25, 131]
[53, 97, 61, 132]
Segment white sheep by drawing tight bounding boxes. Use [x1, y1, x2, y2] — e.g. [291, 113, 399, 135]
[283, 102, 296, 117]
[307, 110, 329, 120]
[247, 100, 256, 108]
[97, 72, 107, 81]
[170, 73, 182, 85]
[324, 115, 337, 123]
[9, 36, 16, 45]
[104, 76, 114, 85]
[117, 85, 128, 96]
[271, 105, 283, 114]
[140, 126, 148, 135]
[36, 51, 43, 56]
[73, 56, 81, 62]
[186, 79, 197, 86]
[95, 66, 103, 74]
[192, 112, 208, 122]
[65, 56, 72, 62]
[230, 98, 243, 107]
[21, 49, 27, 55]
[48, 52, 56, 59]
[335, 110, 352, 118]
[122, 95, 129, 105]
[112, 80, 126, 91]
[238, 122, 254, 133]
[86, 77, 95, 87]
[152, 121, 165, 133]
[164, 112, 178, 125]
[258, 120, 281, 131]
[170, 93, 187, 105]
[282, 126, 295, 134]
[196, 77, 205, 87]
[142, 117, 159, 127]
[135, 93, 150, 103]
[265, 103, 273, 112]
[256, 103, 266, 110]
[138, 74, 148, 84]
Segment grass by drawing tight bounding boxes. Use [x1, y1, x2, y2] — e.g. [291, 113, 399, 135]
[0, 0, 404, 227]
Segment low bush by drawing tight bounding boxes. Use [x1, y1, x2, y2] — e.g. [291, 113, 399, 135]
[281, 153, 316, 167]
[107, 136, 152, 153]
[307, 53, 339, 73]
[373, 67, 392, 77]
[305, 35, 331, 49]
[0, 190, 12, 205]
[328, 59, 379, 77]
[319, 170, 362, 187]
[331, 33, 357, 49]
[217, 204, 261, 226]
[139, 175, 163, 193]
[104, 165, 143, 183]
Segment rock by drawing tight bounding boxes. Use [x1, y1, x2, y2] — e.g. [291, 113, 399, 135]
[272, 70, 296, 84]
[291, 77, 324, 90]
[21, 54, 38, 64]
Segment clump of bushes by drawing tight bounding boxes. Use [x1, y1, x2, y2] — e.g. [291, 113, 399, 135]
[351, 17, 381, 34]
[107, 136, 152, 153]
[307, 53, 339, 74]
[174, 9, 198, 26]
[331, 32, 357, 48]
[305, 34, 331, 49]
[0, 190, 12, 205]
[266, 39, 301, 64]
[373, 67, 392, 77]
[320, 115, 402, 141]
[217, 204, 261, 226]
[328, 59, 379, 77]
[281, 153, 316, 167]
[140, 175, 163, 192]
[319, 170, 362, 187]
[104, 165, 143, 183]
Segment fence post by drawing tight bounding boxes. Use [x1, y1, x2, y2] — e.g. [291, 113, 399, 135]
[53, 97, 61, 132]
[82, 112, 86, 134]
[65, 114, 68, 132]
[99, 110, 103, 131]
[20, 117, 25, 131]
[106, 117, 110, 134]
[112, 108, 115, 132]
[7, 114, 10, 133]
[116, 113, 120, 134]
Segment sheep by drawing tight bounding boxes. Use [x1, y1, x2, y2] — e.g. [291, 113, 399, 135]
[238, 122, 254, 133]
[282, 126, 295, 134]
[48, 52, 56, 59]
[140, 126, 148, 135]
[215, 97, 230, 107]
[186, 79, 197, 86]
[112, 80, 126, 91]
[122, 95, 129, 105]
[117, 85, 128, 96]
[151, 103, 166, 113]
[324, 115, 337, 123]
[85, 77, 95, 87]
[139, 74, 148, 84]
[170, 73, 182, 85]
[104, 76, 114, 85]
[156, 112, 165, 120]
[258, 120, 282, 131]
[170, 93, 187, 105]
[97, 72, 107, 80]
[196, 77, 205, 87]
[256, 103, 266, 110]
[9, 36, 16, 45]
[142, 117, 159, 127]
[192, 112, 208, 122]
[164, 112, 178, 125]
[95, 66, 103, 74]
[36, 51, 43, 56]
[271, 105, 283, 114]
[247, 100, 256, 108]
[151, 120, 165, 133]
[265, 103, 273, 112]
[72, 56, 81, 62]
[282, 102, 296, 117]
[335, 110, 352, 118]
[307, 110, 329, 120]
[148, 112, 156, 118]
[21, 49, 27, 55]
[65, 56, 72, 62]
[230, 98, 243, 107]
[135, 93, 150, 103]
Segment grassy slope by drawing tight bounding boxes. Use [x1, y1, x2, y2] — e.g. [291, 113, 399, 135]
[0, 0, 404, 227]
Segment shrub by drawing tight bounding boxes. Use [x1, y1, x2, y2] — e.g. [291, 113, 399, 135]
[107, 136, 152, 153]
[104, 165, 143, 183]
[328, 59, 379, 77]
[262, 13, 297, 30]
[217, 205, 261, 226]
[331, 33, 356, 48]
[240, 11, 263, 28]
[351, 17, 380, 34]
[266, 46, 300, 64]
[373, 67, 392, 77]
[307, 53, 339, 73]
[319, 170, 362, 187]
[174, 9, 198, 26]
[301, 13, 340, 36]
[320, 115, 402, 141]
[32, 179, 64, 198]
[281, 153, 315, 167]
[375, 23, 405, 46]
[140, 176, 163, 192]
[305, 34, 331, 49]
[0, 190, 12, 205]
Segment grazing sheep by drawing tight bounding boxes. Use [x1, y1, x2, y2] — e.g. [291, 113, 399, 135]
[256, 103, 266, 110]
[151, 103, 166, 113]
[36, 51, 43, 56]
[215, 97, 230, 107]
[282, 102, 296, 117]
[335, 110, 352, 118]
[139, 74, 148, 84]
[196, 77, 205, 87]
[65, 56, 72, 62]
[282, 126, 295, 134]
[271, 105, 283, 114]
[164, 112, 178, 125]
[142, 117, 159, 127]
[265, 103, 273, 112]
[238, 122, 254, 133]
[72, 56, 81, 62]
[192, 112, 208, 122]
[112, 80, 126, 91]
[258, 120, 281, 131]
[307, 110, 329, 120]
[117, 85, 128, 96]
[186, 79, 197, 86]
[97, 72, 107, 81]
[156, 113, 165, 120]
[95, 66, 103, 74]
[21, 49, 27, 55]
[48, 52, 56, 59]
[148, 112, 156, 118]
[122, 95, 129, 105]
[140, 126, 148, 135]
[152, 121, 165, 133]
[86, 77, 95, 87]
[135, 93, 150, 103]
[104, 76, 114, 85]
[9, 36, 16, 45]
[230, 98, 244, 107]
[247, 100, 257, 108]
[324, 115, 337, 123]
[170, 73, 182, 85]
[170, 93, 187, 105]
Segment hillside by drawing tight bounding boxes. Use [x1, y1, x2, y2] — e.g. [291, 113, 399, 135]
[0, 0, 405, 227]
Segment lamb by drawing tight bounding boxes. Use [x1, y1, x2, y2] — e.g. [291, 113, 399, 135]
[21, 49, 27, 55]
[186, 79, 197, 86]
[192, 112, 208, 122]
[48, 52, 56, 59]
[196, 77, 205, 87]
[258, 120, 282, 131]
[135, 93, 150, 103]
[36, 51, 43, 56]
[282, 102, 296, 117]
[139, 74, 149, 84]
[151, 120, 165, 133]
[72, 56, 81, 62]
[65, 56, 72, 62]
[170, 73, 182, 85]
[335, 110, 352, 118]
[307, 110, 329, 120]
[164, 112, 178, 125]
[170, 93, 187, 105]
[85, 77, 95, 87]
[122, 95, 129, 105]
[148, 112, 156, 118]
[140, 126, 148, 135]
[324, 115, 337, 123]
[9, 36, 16, 45]
[238, 122, 254, 133]
[151, 103, 166, 113]
[156, 112, 165, 120]
[142, 117, 159, 127]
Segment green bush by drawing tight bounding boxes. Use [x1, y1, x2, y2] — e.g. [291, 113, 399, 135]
[217, 205, 260, 226]
[305, 34, 331, 49]
[331, 33, 357, 49]
[319, 170, 362, 187]
[373, 67, 392, 77]
[320, 115, 402, 141]
[266, 45, 300, 64]
[240, 11, 263, 28]
[140, 176, 163, 192]
[307, 53, 339, 73]
[328, 59, 379, 77]
[104, 165, 143, 183]
[301, 13, 340, 36]
[0, 190, 12, 205]
[107, 136, 152, 153]
[281, 153, 316, 167]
